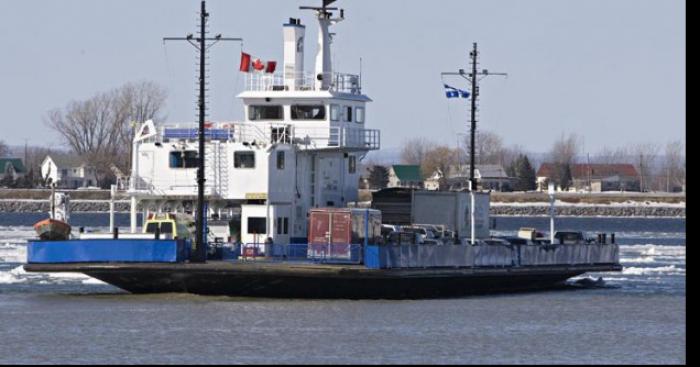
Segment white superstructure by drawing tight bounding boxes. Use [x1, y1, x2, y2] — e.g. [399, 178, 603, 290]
[127, 4, 379, 245]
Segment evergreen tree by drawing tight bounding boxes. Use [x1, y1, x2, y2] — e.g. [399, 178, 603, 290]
[368, 165, 389, 190]
[558, 163, 573, 191]
[512, 155, 536, 191]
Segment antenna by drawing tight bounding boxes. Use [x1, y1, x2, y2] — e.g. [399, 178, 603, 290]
[163, 1, 242, 263]
[441, 43, 508, 191]
[300, 0, 342, 17]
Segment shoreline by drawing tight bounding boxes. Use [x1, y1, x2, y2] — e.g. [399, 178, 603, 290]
[0, 199, 686, 218]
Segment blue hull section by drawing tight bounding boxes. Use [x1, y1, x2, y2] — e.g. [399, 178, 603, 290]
[27, 239, 190, 264]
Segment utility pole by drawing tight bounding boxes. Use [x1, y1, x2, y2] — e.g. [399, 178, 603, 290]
[442, 43, 507, 191]
[163, 1, 242, 263]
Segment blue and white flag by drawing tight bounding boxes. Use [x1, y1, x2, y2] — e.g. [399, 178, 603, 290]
[444, 84, 470, 99]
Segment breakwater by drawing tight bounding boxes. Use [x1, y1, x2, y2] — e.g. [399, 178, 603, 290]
[0, 200, 132, 213]
[0, 199, 686, 217]
[489, 205, 685, 218]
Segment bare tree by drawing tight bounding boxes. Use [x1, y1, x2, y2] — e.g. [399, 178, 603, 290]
[0, 140, 8, 157]
[500, 144, 526, 172]
[462, 130, 506, 166]
[400, 138, 436, 168]
[549, 133, 583, 166]
[546, 133, 583, 189]
[422, 146, 459, 179]
[45, 81, 167, 187]
[660, 140, 685, 192]
[628, 142, 660, 192]
[591, 146, 629, 165]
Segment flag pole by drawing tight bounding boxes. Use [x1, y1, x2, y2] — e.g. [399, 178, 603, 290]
[441, 43, 507, 192]
[163, 1, 242, 263]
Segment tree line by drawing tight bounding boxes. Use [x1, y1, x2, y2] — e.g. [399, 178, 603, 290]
[364, 131, 685, 193]
[0, 81, 167, 189]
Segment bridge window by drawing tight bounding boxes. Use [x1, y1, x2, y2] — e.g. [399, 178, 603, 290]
[330, 104, 340, 121]
[169, 151, 198, 169]
[356, 107, 365, 123]
[234, 151, 256, 169]
[249, 105, 283, 121]
[291, 105, 326, 120]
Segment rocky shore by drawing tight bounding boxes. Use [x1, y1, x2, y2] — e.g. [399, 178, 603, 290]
[489, 205, 685, 218]
[0, 199, 686, 218]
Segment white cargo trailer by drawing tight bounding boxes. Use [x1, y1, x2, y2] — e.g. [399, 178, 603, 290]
[410, 191, 491, 240]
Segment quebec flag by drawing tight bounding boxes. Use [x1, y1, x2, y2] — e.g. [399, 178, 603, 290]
[444, 84, 470, 99]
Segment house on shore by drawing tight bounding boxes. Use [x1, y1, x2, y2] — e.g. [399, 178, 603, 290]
[536, 163, 640, 192]
[387, 165, 424, 189]
[0, 158, 27, 182]
[41, 155, 98, 189]
[426, 164, 514, 192]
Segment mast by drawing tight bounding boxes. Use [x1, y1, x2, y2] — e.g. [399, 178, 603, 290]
[442, 43, 507, 191]
[469, 43, 478, 191]
[300, 0, 345, 90]
[163, 1, 242, 263]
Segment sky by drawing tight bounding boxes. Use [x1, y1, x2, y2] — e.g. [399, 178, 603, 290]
[0, 0, 686, 156]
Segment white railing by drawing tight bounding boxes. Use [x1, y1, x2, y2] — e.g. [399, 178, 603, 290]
[244, 72, 362, 95]
[155, 122, 379, 151]
[291, 127, 380, 151]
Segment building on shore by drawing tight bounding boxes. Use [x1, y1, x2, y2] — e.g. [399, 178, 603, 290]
[0, 158, 27, 182]
[387, 165, 423, 189]
[425, 164, 514, 192]
[41, 155, 98, 189]
[536, 163, 640, 192]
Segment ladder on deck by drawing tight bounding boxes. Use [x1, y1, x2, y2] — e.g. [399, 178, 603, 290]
[205, 142, 229, 198]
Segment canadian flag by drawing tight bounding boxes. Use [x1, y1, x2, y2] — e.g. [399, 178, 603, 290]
[240, 52, 276, 74]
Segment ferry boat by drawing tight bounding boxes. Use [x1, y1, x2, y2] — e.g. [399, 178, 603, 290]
[24, 0, 622, 299]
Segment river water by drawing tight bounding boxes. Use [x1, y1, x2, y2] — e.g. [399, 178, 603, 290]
[0, 214, 686, 364]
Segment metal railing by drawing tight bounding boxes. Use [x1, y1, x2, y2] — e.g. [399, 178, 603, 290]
[231, 243, 364, 265]
[244, 71, 362, 95]
[152, 122, 379, 151]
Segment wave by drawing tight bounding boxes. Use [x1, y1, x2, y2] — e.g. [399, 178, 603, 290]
[620, 244, 686, 258]
[622, 265, 686, 276]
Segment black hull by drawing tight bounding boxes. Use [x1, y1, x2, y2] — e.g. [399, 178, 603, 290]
[25, 262, 622, 299]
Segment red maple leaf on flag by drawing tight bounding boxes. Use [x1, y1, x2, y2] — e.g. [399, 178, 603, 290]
[252, 58, 265, 71]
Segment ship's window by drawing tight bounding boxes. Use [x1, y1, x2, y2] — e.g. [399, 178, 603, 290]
[169, 151, 198, 169]
[145, 223, 158, 234]
[349, 156, 357, 174]
[330, 104, 340, 121]
[356, 107, 365, 123]
[344, 106, 353, 122]
[249, 105, 283, 121]
[247, 217, 267, 235]
[234, 152, 256, 169]
[277, 151, 285, 170]
[284, 217, 289, 235]
[160, 222, 173, 235]
[291, 105, 326, 120]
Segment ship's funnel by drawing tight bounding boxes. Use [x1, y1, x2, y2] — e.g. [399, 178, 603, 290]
[283, 18, 305, 90]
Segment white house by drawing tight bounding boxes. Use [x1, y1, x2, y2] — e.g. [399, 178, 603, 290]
[0, 158, 27, 182]
[41, 155, 98, 189]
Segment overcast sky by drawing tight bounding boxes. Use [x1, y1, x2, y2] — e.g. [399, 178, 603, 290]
[0, 0, 685, 155]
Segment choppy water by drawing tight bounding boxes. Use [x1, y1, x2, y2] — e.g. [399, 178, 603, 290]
[0, 214, 686, 364]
